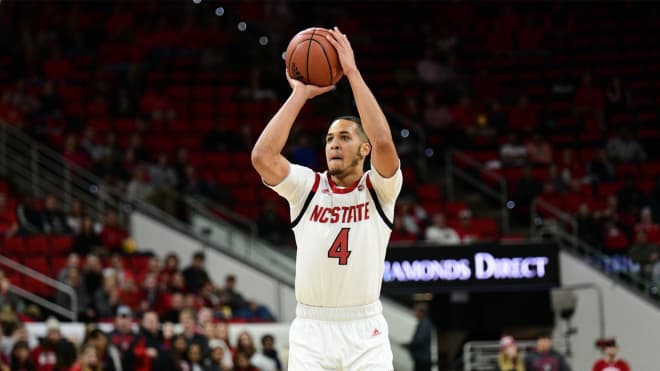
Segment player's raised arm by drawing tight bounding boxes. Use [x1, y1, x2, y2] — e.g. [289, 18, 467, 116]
[251, 71, 335, 186]
[326, 27, 399, 178]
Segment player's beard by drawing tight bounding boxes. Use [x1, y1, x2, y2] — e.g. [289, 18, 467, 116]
[328, 149, 364, 177]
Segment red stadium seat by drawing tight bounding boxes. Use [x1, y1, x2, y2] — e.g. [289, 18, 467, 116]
[26, 236, 49, 255]
[49, 235, 73, 255]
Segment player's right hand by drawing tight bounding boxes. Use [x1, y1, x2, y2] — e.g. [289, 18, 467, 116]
[286, 69, 335, 99]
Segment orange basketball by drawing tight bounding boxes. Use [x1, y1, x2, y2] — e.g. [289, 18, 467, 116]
[285, 27, 343, 87]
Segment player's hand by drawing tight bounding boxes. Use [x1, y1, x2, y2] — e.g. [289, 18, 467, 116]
[326, 26, 358, 78]
[286, 69, 335, 99]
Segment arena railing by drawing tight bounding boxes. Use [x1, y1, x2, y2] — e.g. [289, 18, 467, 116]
[445, 150, 510, 232]
[530, 198, 659, 306]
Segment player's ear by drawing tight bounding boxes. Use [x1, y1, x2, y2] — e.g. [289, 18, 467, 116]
[361, 142, 371, 157]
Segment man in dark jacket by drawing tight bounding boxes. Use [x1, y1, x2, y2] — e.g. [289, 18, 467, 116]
[403, 302, 433, 371]
[133, 311, 168, 371]
[524, 334, 571, 371]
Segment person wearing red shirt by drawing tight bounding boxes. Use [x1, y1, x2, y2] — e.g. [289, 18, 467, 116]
[100, 209, 129, 252]
[592, 338, 630, 371]
[634, 207, 660, 244]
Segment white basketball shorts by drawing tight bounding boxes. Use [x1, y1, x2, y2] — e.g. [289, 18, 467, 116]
[288, 300, 394, 371]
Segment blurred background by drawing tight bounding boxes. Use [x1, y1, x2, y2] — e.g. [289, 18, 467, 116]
[0, 0, 658, 370]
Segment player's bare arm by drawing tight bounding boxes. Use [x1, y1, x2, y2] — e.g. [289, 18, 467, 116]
[326, 26, 399, 178]
[251, 71, 335, 186]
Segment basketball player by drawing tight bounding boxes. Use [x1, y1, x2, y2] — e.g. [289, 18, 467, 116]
[251, 27, 402, 370]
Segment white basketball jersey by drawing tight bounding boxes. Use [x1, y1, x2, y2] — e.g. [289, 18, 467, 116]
[268, 164, 403, 307]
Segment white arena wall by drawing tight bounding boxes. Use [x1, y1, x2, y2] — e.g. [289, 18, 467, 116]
[559, 250, 660, 371]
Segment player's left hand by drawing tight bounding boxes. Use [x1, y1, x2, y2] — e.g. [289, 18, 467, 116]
[326, 26, 358, 78]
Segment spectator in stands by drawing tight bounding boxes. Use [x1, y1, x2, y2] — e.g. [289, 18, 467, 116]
[605, 75, 632, 114]
[180, 309, 209, 354]
[127, 133, 150, 164]
[205, 339, 229, 371]
[104, 253, 136, 289]
[110, 88, 139, 118]
[9, 340, 34, 371]
[147, 153, 179, 215]
[85, 329, 122, 371]
[109, 306, 138, 370]
[592, 338, 630, 371]
[72, 216, 103, 256]
[494, 335, 524, 371]
[182, 251, 211, 294]
[0, 269, 25, 316]
[158, 253, 180, 291]
[235, 331, 276, 371]
[36, 81, 62, 119]
[0, 193, 18, 237]
[30, 317, 77, 370]
[425, 213, 460, 245]
[55, 268, 90, 321]
[616, 175, 644, 216]
[422, 91, 453, 131]
[238, 67, 277, 101]
[185, 343, 205, 371]
[66, 199, 86, 234]
[651, 251, 660, 284]
[16, 195, 44, 235]
[127, 166, 154, 201]
[526, 133, 553, 165]
[233, 351, 259, 371]
[573, 71, 605, 129]
[417, 45, 452, 86]
[62, 135, 92, 170]
[40, 194, 72, 235]
[455, 209, 482, 244]
[222, 275, 247, 314]
[576, 203, 598, 246]
[166, 333, 190, 371]
[161, 292, 184, 324]
[139, 273, 163, 315]
[70, 345, 100, 371]
[603, 220, 629, 254]
[403, 302, 432, 371]
[172, 148, 190, 192]
[588, 149, 615, 185]
[514, 166, 543, 209]
[500, 132, 527, 166]
[390, 217, 417, 244]
[99, 210, 128, 253]
[398, 196, 428, 238]
[606, 128, 645, 163]
[547, 165, 568, 194]
[207, 323, 233, 370]
[629, 230, 658, 280]
[256, 200, 290, 246]
[82, 253, 103, 295]
[524, 334, 570, 371]
[508, 95, 539, 133]
[92, 275, 121, 320]
[260, 334, 282, 371]
[57, 252, 80, 282]
[134, 311, 167, 370]
[634, 207, 660, 243]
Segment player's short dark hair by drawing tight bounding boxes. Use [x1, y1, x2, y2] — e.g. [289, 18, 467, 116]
[331, 115, 369, 144]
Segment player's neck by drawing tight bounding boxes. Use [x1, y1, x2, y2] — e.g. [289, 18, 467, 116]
[330, 171, 363, 187]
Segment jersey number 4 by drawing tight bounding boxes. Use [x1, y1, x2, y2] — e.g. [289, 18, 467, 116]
[328, 228, 351, 265]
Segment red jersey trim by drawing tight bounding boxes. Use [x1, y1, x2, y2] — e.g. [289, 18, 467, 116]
[327, 172, 362, 194]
